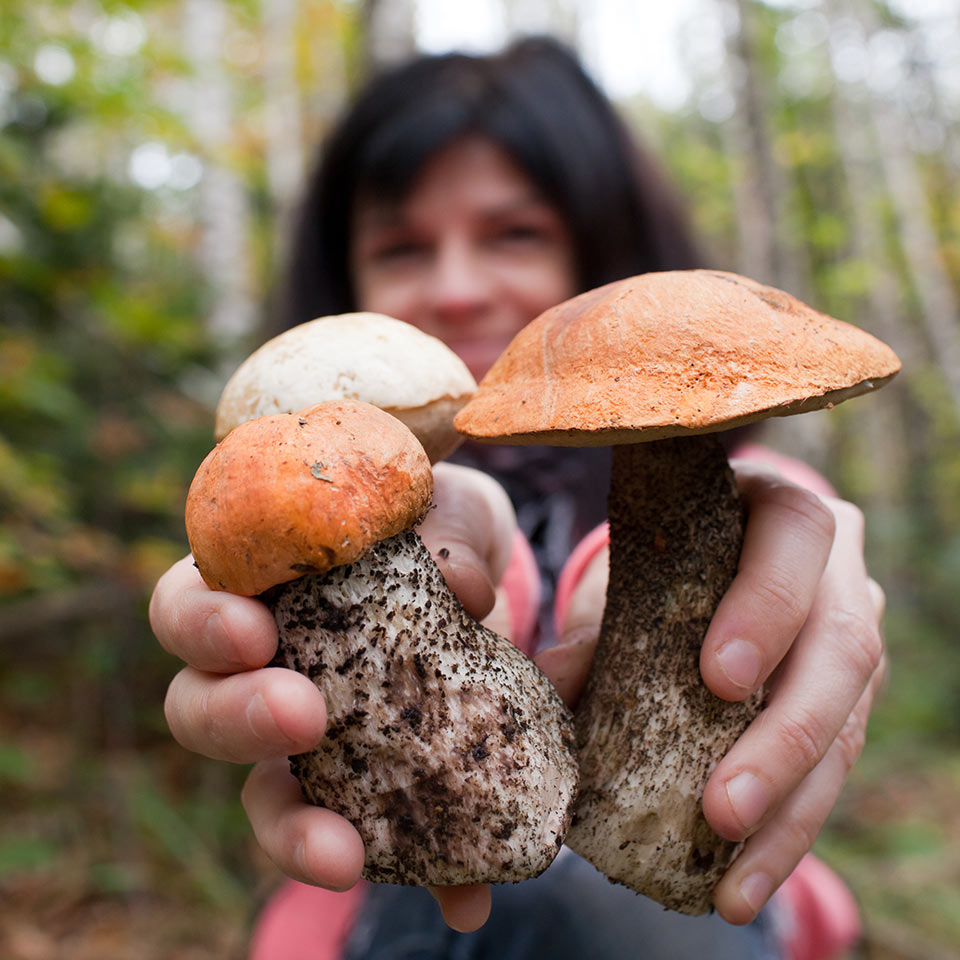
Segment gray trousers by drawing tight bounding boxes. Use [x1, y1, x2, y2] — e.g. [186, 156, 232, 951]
[342, 848, 782, 960]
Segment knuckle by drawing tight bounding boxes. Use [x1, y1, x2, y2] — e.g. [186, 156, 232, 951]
[828, 605, 885, 680]
[162, 677, 185, 740]
[750, 566, 808, 627]
[772, 484, 837, 542]
[782, 811, 823, 860]
[867, 577, 887, 618]
[776, 709, 829, 772]
[830, 498, 866, 537]
[833, 715, 868, 771]
[194, 682, 234, 761]
[163, 671, 219, 755]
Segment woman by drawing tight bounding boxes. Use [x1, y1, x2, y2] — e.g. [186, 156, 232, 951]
[151, 37, 883, 959]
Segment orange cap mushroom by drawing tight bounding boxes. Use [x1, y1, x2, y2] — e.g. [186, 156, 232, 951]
[186, 399, 432, 597]
[455, 270, 900, 445]
[455, 269, 900, 914]
[183, 398, 578, 887]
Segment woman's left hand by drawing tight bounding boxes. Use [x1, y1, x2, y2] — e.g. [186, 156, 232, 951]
[540, 458, 887, 925]
[703, 460, 887, 924]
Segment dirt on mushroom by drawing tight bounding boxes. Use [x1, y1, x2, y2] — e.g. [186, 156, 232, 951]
[455, 269, 901, 913]
[185, 399, 579, 886]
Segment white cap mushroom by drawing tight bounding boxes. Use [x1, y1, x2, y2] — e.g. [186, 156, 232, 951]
[214, 312, 477, 463]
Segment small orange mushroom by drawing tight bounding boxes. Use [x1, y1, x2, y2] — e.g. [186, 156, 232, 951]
[186, 398, 578, 887]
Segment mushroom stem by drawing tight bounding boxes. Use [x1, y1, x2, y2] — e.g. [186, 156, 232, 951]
[265, 528, 579, 887]
[566, 434, 761, 915]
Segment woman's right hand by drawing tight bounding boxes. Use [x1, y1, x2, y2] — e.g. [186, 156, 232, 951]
[149, 462, 518, 931]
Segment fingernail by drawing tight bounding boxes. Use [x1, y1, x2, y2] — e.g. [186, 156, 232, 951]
[739, 872, 774, 913]
[725, 771, 770, 831]
[202, 611, 227, 656]
[246, 692, 279, 743]
[294, 838, 310, 879]
[716, 638, 763, 691]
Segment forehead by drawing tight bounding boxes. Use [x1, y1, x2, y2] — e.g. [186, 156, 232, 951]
[353, 136, 548, 228]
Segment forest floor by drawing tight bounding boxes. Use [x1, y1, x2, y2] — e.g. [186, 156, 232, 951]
[0, 617, 958, 960]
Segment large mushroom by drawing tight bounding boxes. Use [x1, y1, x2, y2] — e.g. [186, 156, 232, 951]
[187, 316, 579, 886]
[454, 269, 901, 913]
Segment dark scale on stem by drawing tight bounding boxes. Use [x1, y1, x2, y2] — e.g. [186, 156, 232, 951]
[413, 653, 427, 681]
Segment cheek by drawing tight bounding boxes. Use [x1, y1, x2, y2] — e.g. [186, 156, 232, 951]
[508, 261, 577, 320]
[354, 272, 416, 322]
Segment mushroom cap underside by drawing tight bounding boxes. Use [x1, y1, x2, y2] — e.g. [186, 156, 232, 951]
[186, 399, 433, 596]
[454, 270, 901, 446]
[215, 312, 476, 461]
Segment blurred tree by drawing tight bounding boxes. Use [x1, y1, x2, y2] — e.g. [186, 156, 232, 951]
[0, 1, 358, 953]
[1, 1, 959, 955]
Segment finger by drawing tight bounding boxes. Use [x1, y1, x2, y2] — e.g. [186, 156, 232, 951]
[242, 757, 365, 891]
[867, 577, 886, 620]
[481, 586, 515, 642]
[534, 544, 608, 707]
[701, 470, 836, 701]
[165, 666, 327, 763]
[534, 627, 598, 708]
[703, 500, 884, 841]
[419, 463, 518, 621]
[428, 884, 492, 933]
[150, 555, 278, 672]
[713, 659, 884, 924]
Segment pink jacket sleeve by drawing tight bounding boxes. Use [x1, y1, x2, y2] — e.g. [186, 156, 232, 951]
[498, 529, 542, 657]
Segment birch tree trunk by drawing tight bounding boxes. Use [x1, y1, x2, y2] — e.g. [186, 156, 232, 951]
[825, 4, 910, 533]
[844, 0, 960, 417]
[182, 0, 257, 347]
[506, 0, 579, 43]
[722, 0, 827, 469]
[261, 0, 305, 257]
[724, 0, 808, 299]
[362, 0, 417, 74]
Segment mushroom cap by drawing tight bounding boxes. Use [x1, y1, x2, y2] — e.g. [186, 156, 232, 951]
[454, 270, 901, 446]
[215, 312, 477, 462]
[186, 399, 433, 596]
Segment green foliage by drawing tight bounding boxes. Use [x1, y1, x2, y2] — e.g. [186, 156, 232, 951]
[0, 5, 219, 606]
[0, 3, 365, 949]
[1, 0, 958, 954]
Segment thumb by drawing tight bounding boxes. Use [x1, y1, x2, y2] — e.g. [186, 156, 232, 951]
[428, 883, 492, 932]
[418, 462, 518, 622]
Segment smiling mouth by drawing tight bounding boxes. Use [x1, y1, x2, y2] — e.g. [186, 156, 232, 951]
[446, 339, 505, 376]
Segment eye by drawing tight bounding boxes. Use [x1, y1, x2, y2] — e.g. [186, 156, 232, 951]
[493, 224, 545, 245]
[371, 240, 428, 262]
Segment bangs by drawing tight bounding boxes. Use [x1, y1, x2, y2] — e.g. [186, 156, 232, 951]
[354, 63, 493, 202]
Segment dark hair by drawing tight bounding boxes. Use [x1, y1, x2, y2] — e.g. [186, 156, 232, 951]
[279, 35, 704, 330]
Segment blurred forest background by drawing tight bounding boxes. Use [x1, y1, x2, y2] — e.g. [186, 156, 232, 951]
[1, 0, 959, 957]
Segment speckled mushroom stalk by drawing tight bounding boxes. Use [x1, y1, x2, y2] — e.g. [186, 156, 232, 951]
[568, 434, 751, 913]
[186, 400, 579, 887]
[454, 269, 901, 913]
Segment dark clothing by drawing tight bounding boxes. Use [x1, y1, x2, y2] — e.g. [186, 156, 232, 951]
[342, 848, 782, 960]
[450, 442, 611, 645]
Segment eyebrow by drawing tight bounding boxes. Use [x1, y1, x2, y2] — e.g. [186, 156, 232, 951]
[353, 194, 554, 231]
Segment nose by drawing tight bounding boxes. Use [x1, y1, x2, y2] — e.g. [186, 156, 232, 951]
[428, 236, 492, 321]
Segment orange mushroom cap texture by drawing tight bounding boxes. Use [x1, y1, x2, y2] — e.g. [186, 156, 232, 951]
[454, 270, 902, 446]
[185, 400, 433, 596]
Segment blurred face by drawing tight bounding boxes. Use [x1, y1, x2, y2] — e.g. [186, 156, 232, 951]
[350, 136, 577, 379]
